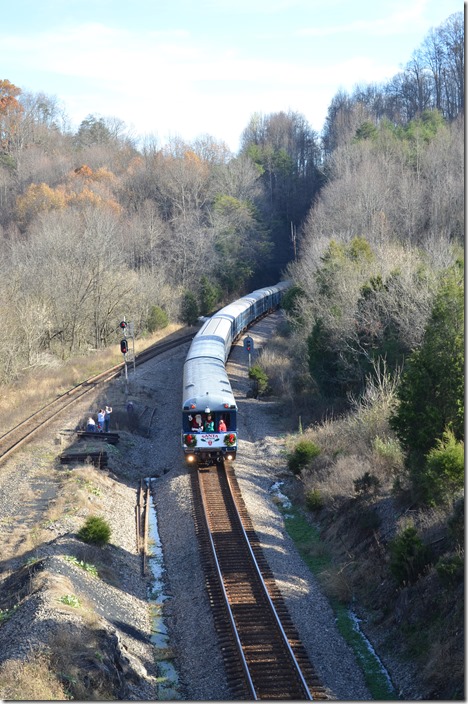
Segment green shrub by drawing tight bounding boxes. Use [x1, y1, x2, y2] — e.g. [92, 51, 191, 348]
[248, 364, 269, 397]
[77, 516, 111, 547]
[147, 305, 168, 332]
[305, 489, 324, 511]
[435, 554, 464, 587]
[372, 436, 403, 468]
[288, 439, 321, 475]
[421, 430, 464, 506]
[389, 525, 432, 585]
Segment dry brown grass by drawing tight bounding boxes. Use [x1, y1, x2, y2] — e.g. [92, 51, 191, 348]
[303, 455, 375, 508]
[0, 653, 69, 700]
[49, 627, 117, 700]
[319, 562, 355, 603]
[0, 324, 182, 435]
[257, 347, 295, 400]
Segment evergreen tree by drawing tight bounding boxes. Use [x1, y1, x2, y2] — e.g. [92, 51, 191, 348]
[180, 291, 199, 326]
[390, 261, 464, 501]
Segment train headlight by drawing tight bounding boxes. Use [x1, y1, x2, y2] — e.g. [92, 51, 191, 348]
[187, 455, 195, 463]
[227, 454, 233, 461]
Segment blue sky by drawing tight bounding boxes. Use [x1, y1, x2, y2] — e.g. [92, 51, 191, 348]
[1, 0, 463, 152]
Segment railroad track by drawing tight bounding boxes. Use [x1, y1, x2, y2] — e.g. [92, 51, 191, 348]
[192, 463, 327, 701]
[0, 331, 195, 464]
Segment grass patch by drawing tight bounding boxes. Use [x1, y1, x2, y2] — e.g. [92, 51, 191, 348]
[63, 555, 99, 577]
[281, 504, 397, 700]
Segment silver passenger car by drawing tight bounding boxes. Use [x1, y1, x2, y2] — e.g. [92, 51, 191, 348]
[181, 281, 290, 466]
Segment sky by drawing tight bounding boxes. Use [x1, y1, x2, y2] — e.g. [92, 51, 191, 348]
[1, 0, 464, 153]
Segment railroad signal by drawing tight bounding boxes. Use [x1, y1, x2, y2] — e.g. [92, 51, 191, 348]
[244, 336, 254, 353]
[119, 320, 127, 330]
[120, 339, 128, 354]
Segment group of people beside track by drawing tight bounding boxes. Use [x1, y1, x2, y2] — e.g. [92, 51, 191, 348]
[86, 405, 112, 433]
[189, 410, 227, 433]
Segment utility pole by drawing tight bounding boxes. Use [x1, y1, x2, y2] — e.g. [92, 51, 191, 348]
[291, 221, 297, 260]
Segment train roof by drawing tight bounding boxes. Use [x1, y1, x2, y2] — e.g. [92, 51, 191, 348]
[214, 281, 291, 319]
[186, 335, 227, 364]
[193, 315, 232, 341]
[182, 357, 237, 411]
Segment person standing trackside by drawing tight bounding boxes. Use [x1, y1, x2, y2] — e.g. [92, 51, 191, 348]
[104, 405, 112, 432]
[97, 409, 105, 432]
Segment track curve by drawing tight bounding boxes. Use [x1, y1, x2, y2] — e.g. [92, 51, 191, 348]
[0, 331, 195, 464]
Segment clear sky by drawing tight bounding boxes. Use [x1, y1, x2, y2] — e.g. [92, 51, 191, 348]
[1, 0, 464, 152]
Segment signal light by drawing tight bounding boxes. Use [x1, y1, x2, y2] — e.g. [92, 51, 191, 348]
[119, 320, 127, 329]
[246, 341, 251, 352]
[120, 339, 128, 354]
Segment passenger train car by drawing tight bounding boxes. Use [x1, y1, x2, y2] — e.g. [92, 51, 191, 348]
[181, 281, 291, 466]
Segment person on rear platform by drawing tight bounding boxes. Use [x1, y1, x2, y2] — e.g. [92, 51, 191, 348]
[190, 414, 203, 432]
[204, 412, 214, 432]
[87, 417, 96, 432]
[218, 417, 227, 432]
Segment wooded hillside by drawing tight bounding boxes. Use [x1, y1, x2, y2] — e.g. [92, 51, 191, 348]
[0, 12, 463, 389]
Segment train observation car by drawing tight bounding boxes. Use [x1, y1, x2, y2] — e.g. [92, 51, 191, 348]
[181, 280, 290, 466]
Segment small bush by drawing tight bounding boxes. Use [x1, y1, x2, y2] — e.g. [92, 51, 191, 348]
[288, 439, 321, 475]
[147, 305, 168, 332]
[305, 489, 324, 511]
[372, 435, 404, 471]
[389, 525, 432, 585]
[249, 364, 269, 397]
[59, 594, 81, 607]
[354, 471, 380, 497]
[436, 554, 464, 587]
[77, 516, 111, 546]
[420, 430, 464, 506]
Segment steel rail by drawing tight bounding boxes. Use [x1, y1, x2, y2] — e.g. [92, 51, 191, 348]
[198, 464, 316, 700]
[224, 469, 313, 700]
[198, 469, 258, 700]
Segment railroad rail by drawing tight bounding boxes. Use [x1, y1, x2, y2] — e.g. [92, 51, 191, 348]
[192, 463, 327, 701]
[0, 331, 195, 465]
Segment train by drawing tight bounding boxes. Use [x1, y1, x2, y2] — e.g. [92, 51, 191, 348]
[181, 281, 291, 466]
